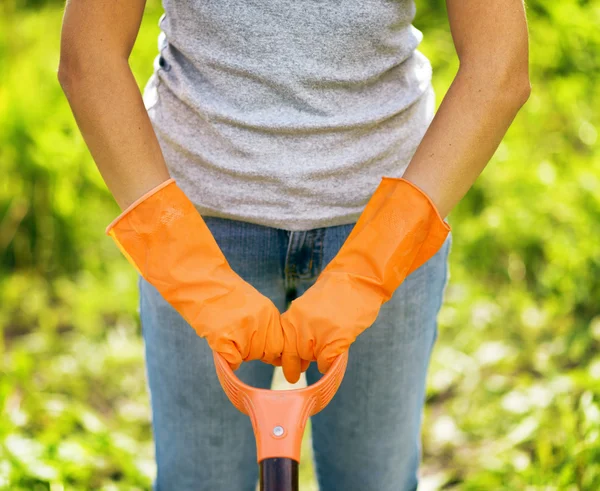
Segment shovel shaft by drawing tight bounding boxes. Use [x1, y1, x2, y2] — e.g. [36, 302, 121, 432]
[259, 458, 298, 491]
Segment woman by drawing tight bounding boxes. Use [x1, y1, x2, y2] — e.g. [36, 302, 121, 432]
[57, 0, 530, 489]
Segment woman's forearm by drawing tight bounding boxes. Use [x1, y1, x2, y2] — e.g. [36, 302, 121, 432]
[403, 0, 531, 219]
[58, 59, 170, 211]
[403, 66, 531, 219]
[57, 0, 169, 211]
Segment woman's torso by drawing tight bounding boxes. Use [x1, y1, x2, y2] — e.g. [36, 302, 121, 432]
[143, 0, 435, 231]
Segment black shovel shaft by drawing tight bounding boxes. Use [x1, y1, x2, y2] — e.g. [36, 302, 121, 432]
[259, 458, 299, 491]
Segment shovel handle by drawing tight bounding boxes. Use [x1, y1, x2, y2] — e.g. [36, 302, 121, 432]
[213, 351, 348, 463]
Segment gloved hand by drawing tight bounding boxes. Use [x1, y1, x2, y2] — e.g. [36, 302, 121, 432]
[280, 177, 451, 383]
[106, 178, 283, 370]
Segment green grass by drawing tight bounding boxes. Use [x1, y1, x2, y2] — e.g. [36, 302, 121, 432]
[1, 0, 600, 489]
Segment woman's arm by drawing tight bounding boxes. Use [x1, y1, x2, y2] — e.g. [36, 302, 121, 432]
[402, 0, 531, 218]
[57, 0, 170, 210]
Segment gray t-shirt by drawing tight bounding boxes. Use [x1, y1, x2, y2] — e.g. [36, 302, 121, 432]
[142, 0, 435, 231]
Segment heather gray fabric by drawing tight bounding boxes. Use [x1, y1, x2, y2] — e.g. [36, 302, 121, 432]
[142, 0, 436, 231]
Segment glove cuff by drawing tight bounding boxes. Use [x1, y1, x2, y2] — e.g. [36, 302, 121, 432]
[321, 175, 451, 297]
[384, 177, 450, 234]
[391, 178, 451, 275]
[105, 178, 176, 235]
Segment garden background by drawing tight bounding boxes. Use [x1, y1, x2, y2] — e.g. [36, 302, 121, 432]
[1, 0, 599, 489]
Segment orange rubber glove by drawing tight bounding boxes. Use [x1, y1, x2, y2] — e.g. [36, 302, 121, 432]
[106, 178, 283, 370]
[280, 177, 451, 383]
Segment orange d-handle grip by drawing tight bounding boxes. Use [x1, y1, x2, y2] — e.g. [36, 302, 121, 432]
[213, 351, 348, 463]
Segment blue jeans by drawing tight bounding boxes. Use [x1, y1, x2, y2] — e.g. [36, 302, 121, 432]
[139, 216, 452, 491]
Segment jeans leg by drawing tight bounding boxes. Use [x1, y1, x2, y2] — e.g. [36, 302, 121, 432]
[305, 228, 452, 491]
[139, 217, 289, 491]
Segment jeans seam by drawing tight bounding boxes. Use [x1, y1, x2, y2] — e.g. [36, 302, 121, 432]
[297, 230, 316, 280]
[430, 234, 452, 350]
[284, 231, 297, 291]
[138, 275, 145, 333]
[313, 229, 325, 276]
[305, 232, 316, 278]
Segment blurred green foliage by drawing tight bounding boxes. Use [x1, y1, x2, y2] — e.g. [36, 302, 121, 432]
[1, 0, 599, 489]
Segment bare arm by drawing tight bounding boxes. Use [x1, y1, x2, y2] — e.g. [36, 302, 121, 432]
[57, 0, 170, 210]
[403, 0, 531, 218]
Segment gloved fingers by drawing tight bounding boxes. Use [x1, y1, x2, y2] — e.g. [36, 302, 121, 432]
[261, 350, 283, 366]
[229, 297, 284, 365]
[263, 307, 286, 365]
[280, 314, 301, 383]
[317, 340, 350, 375]
[280, 306, 314, 381]
[252, 298, 285, 365]
[238, 327, 262, 363]
[282, 346, 302, 383]
[214, 342, 243, 371]
[269, 355, 308, 379]
[317, 355, 333, 375]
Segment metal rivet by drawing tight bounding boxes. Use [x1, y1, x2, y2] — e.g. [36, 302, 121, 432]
[273, 426, 284, 437]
